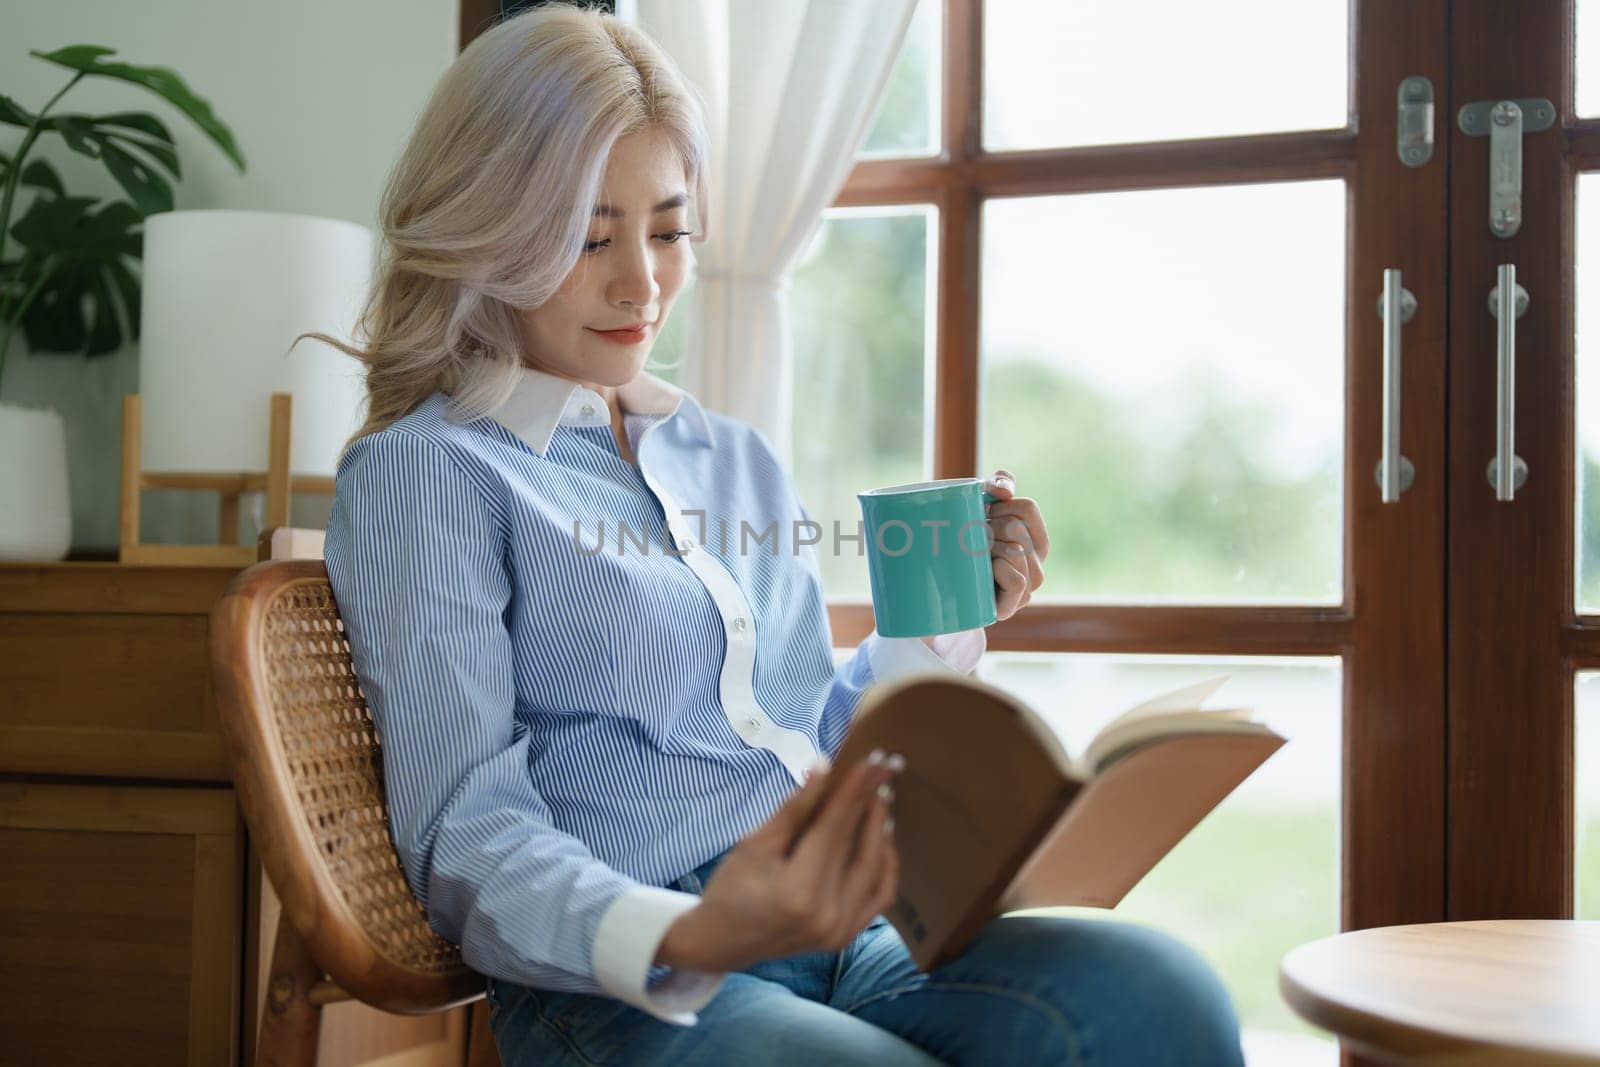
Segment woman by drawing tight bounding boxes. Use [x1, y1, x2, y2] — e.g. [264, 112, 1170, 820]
[311, 4, 1247, 1064]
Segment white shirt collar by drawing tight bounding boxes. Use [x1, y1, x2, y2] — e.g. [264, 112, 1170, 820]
[486, 363, 715, 457]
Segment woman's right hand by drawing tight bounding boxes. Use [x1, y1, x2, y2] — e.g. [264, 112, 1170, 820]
[655, 749, 904, 973]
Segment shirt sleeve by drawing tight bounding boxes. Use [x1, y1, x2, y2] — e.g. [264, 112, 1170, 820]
[323, 428, 724, 1025]
[815, 628, 987, 760]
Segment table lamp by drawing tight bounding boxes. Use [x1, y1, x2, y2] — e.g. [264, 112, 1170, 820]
[120, 209, 373, 566]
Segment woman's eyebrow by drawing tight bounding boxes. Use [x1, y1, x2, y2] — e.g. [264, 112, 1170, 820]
[592, 192, 689, 219]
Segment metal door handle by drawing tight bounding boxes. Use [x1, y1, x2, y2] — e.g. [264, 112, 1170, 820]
[1374, 268, 1416, 502]
[1486, 263, 1529, 500]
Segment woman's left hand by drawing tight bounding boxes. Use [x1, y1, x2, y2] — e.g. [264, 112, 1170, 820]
[983, 469, 1048, 621]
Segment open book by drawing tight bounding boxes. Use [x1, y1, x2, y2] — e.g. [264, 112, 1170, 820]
[815, 671, 1286, 971]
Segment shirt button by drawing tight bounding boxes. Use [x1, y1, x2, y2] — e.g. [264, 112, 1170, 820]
[678, 535, 696, 551]
[732, 616, 747, 633]
[746, 716, 761, 730]
[580, 403, 596, 417]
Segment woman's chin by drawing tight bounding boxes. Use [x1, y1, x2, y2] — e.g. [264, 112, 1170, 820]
[580, 346, 654, 384]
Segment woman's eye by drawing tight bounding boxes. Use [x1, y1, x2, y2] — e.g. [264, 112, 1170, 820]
[581, 231, 692, 255]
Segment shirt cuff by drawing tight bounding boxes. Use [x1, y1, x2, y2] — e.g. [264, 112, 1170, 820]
[864, 626, 986, 682]
[592, 885, 727, 1025]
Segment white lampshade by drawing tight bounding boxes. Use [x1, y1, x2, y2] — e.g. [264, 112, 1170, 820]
[139, 209, 374, 477]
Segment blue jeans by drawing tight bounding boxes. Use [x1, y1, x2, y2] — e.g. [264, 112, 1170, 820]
[485, 847, 1247, 1066]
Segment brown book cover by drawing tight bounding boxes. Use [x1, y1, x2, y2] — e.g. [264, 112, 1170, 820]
[817, 671, 1287, 971]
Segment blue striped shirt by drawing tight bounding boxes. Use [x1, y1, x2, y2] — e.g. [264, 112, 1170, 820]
[323, 364, 983, 1024]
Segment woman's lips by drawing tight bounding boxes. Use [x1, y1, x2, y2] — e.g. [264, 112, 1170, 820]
[588, 325, 649, 345]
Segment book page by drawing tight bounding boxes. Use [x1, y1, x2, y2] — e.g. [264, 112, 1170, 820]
[1071, 673, 1238, 776]
[1002, 730, 1287, 911]
[1082, 707, 1261, 777]
[1099, 673, 1233, 730]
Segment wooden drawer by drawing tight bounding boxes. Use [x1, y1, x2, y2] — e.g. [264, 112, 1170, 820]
[0, 781, 243, 1065]
[0, 563, 239, 780]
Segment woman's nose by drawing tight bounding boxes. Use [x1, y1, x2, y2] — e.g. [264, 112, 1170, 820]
[609, 240, 661, 308]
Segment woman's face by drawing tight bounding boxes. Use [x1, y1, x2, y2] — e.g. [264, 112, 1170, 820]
[517, 125, 694, 390]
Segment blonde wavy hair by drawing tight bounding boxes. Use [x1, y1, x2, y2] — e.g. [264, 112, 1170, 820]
[294, 1, 709, 462]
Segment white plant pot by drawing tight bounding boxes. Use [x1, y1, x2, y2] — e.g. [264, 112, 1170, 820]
[0, 402, 72, 562]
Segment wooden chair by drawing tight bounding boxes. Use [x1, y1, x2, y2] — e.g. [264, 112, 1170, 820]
[210, 527, 499, 1065]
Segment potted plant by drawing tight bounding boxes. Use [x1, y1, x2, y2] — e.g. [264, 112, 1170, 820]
[0, 44, 243, 560]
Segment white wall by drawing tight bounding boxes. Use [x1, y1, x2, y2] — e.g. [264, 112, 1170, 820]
[0, 0, 456, 550]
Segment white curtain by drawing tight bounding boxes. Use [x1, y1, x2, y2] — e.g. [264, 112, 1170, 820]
[626, 0, 919, 469]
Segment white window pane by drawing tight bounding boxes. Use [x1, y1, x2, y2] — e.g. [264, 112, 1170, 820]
[1581, 1, 1600, 118]
[1578, 673, 1600, 917]
[861, 0, 940, 158]
[980, 181, 1346, 604]
[984, 0, 1348, 151]
[1577, 174, 1600, 613]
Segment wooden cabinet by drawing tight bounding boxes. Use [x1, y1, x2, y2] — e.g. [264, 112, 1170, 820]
[0, 782, 243, 1064]
[0, 562, 487, 1066]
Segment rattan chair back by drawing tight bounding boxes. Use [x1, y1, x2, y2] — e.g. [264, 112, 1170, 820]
[211, 558, 485, 1013]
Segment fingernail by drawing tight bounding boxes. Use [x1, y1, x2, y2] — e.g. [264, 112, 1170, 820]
[883, 816, 896, 836]
[867, 748, 886, 766]
[884, 752, 906, 774]
[876, 782, 895, 804]
[1005, 543, 1025, 556]
[807, 756, 830, 778]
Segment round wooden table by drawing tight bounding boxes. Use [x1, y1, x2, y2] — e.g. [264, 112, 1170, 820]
[1279, 920, 1600, 1065]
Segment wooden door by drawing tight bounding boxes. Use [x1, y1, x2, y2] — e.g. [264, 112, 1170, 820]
[1446, 0, 1600, 922]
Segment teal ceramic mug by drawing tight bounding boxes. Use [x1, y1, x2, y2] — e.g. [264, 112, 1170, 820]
[857, 477, 1000, 638]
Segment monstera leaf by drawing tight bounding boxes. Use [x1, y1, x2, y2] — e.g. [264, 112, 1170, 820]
[22, 158, 64, 197]
[21, 45, 243, 170]
[31, 110, 183, 217]
[8, 195, 142, 357]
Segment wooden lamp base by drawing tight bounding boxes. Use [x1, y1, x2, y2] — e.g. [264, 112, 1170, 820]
[119, 392, 336, 566]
